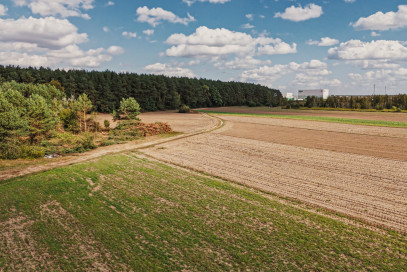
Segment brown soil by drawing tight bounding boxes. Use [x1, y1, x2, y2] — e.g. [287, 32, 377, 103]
[202, 106, 407, 122]
[217, 118, 407, 161]
[92, 111, 213, 133]
[143, 114, 407, 233]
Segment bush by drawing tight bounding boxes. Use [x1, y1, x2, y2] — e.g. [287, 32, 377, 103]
[0, 141, 22, 159]
[178, 105, 190, 113]
[104, 120, 110, 129]
[21, 145, 45, 158]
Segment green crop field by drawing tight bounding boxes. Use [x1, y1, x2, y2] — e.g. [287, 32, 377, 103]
[197, 110, 407, 128]
[1, 152, 406, 271]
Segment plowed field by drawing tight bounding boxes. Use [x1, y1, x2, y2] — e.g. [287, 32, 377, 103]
[143, 112, 407, 232]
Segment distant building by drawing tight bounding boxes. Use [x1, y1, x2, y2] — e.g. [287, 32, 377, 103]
[298, 89, 329, 100]
[283, 92, 294, 100]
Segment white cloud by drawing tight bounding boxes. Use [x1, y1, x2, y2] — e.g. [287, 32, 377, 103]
[328, 40, 407, 61]
[107, 1, 114, 6]
[0, 16, 122, 68]
[106, 45, 124, 55]
[307, 37, 339, 46]
[215, 56, 271, 70]
[165, 26, 296, 58]
[144, 63, 196, 78]
[136, 6, 195, 27]
[103, 26, 109, 32]
[122, 31, 137, 38]
[274, 4, 323, 22]
[371, 31, 381, 37]
[241, 23, 254, 29]
[348, 60, 401, 70]
[0, 4, 8, 16]
[13, 0, 94, 19]
[239, 59, 331, 88]
[143, 29, 155, 36]
[257, 38, 297, 55]
[344, 0, 355, 3]
[182, 0, 231, 6]
[352, 5, 407, 31]
[246, 14, 253, 20]
[0, 16, 88, 49]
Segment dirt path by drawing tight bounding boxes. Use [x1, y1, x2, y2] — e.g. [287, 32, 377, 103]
[142, 114, 407, 233]
[0, 113, 222, 181]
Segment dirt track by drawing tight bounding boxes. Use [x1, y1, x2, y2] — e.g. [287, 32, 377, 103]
[0, 112, 220, 181]
[143, 113, 407, 232]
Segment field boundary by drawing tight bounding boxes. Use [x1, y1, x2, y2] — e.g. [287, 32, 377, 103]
[197, 110, 407, 128]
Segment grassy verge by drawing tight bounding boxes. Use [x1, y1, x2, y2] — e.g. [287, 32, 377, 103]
[1, 152, 406, 271]
[197, 110, 407, 128]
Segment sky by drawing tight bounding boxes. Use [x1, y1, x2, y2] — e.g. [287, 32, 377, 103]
[1, 0, 407, 95]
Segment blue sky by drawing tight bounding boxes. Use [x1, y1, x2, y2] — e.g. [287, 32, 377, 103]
[1, 0, 407, 95]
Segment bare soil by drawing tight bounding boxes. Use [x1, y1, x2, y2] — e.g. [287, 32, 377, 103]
[217, 117, 407, 161]
[142, 114, 407, 233]
[201, 106, 407, 122]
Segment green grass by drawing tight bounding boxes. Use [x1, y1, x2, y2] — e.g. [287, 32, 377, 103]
[197, 110, 407, 128]
[1, 153, 406, 271]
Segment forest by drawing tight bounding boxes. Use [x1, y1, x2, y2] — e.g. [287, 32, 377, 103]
[0, 66, 283, 112]
[297, 94, 407, 110]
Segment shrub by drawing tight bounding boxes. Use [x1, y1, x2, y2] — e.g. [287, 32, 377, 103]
[21, 145, 45, 158]
[0, 141, 22, 159]
[104, 120, 110, 129]
[178, 104, 190, 113]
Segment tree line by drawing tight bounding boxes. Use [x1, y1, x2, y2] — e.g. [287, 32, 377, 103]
[0, 65, 283, 112]
[300, 95, 407, 110]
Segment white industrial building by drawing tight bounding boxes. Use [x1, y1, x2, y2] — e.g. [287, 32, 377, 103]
[282, 92, 294, 100]
[298, 89, 329, 100]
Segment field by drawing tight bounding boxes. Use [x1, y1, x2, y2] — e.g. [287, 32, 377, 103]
[1, 153, 407, 271]
[1, 107, 407, 270]
[143, 108, 407, 232]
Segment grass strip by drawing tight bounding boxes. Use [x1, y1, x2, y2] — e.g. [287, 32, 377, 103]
[197, 110, 407, 128]
[1, 152, 406, 271]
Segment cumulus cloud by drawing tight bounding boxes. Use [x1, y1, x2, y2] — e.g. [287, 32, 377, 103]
[143, 29, 155, 36]
[103, 26, 109, 32]
[106, 45, 124, 55]
[214, 56, 271, 70]
[136, 6, 195, 27]
[274, 4, 323, 22]
[0, 16, 123, 68]
[348, 60, 401, 70]
[182, 0, 231, 6]
[0, 16, 88, 49]
[122, 31, 137, 38]
[239, 59, 334, 88]
[165, 26, 296, 58]
[328, 40, 407, 61]
[241, 23, 254, 29]
[307, 37, 339, 46]
[0, 4, 7, 16]
[106, 1, 114, 6]
[246, 14, 253, 20]
[352, 5, 407, 31]
[144, 63, 196, 78]
[13, 0, 94, 19]
[344, 0, 355, 3]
